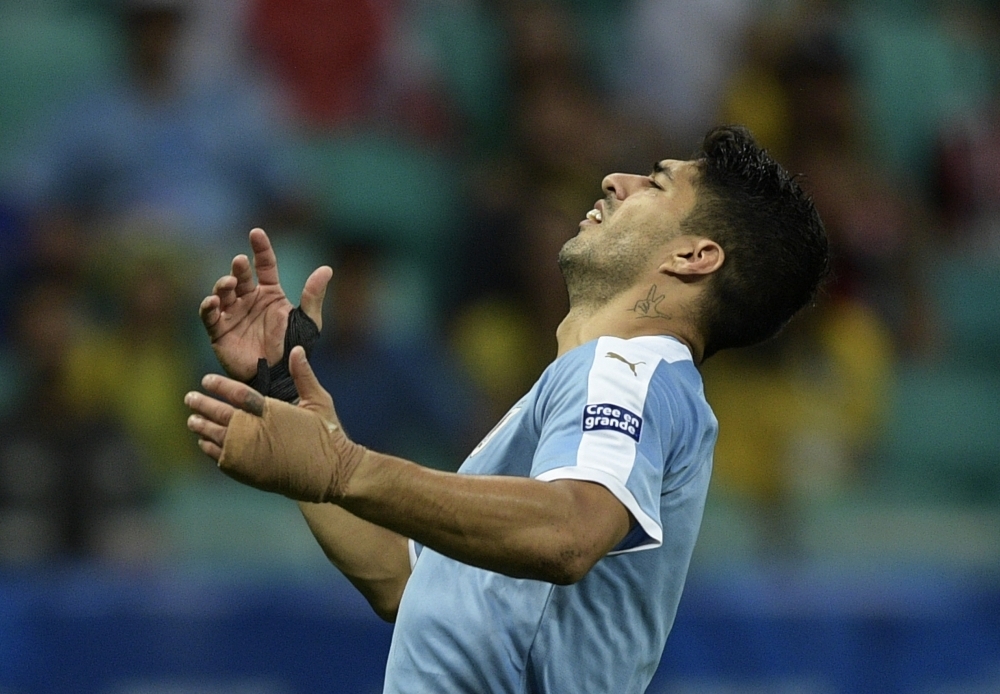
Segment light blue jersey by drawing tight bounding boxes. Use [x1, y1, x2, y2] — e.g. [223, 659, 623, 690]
[383, 335, 717, 693]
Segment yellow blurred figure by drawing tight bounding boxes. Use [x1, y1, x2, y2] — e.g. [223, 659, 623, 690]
[703, 297, 893, 505]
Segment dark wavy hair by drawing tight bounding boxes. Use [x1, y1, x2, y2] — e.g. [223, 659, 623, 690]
[683, 126, 829, 358]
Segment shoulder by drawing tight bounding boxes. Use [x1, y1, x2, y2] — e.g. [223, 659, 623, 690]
[535, 336, 699, 411]
[539, 335, 696, 413]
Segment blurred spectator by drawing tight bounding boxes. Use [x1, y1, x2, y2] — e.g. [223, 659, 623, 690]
[614, 0, 758, 154]
[504, 0, 656, 180]
[702, 297, 894, 554]
[845, 0, 998, 189]
[310, 242, 488, 470]
[15, 0, 305, 260]
[450, 188, 596, 419]
[705, 15, 917, 549]
[935, 98, 1000, 253]
[248, 0, 391, 130]
[718, 2, 819, 163]
[378, 0, 509, 147]
[778, 23, 937, 357]
[261, 0, 510, 334]
[450, 0, 665, 414]
[60, 242, 204, 480]
[0, 276, 157, 566]
[249, 0, 508, 148]
[724, 8, 963, 358]
[0, 209, 97, 397]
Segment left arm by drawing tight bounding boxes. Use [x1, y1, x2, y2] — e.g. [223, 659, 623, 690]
[187, 347, 632, 585]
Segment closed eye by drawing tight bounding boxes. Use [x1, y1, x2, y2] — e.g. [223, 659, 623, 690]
[651, 161, 674, 187]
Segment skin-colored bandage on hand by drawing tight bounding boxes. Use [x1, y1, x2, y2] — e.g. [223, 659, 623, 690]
[218, 398, 366, 504]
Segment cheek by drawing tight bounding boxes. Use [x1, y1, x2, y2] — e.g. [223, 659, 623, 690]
[614, 201, 663, 231]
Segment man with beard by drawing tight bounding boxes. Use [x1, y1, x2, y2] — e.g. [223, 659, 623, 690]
[185, 126, 828, 693]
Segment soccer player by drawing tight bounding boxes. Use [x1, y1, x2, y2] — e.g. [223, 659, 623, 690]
[185, 126, 828, 693]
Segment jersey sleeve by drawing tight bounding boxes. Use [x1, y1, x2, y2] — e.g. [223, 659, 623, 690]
[408, 539, 422, 569]
[530, 337, 673, 554]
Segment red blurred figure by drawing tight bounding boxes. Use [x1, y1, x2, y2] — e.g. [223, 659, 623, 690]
[249, 0, 391, 129]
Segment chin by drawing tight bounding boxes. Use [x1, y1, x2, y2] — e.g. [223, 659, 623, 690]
[559, 233, 587, 257]
[556, 241, 581, 272]
[556, 240, 600, 289]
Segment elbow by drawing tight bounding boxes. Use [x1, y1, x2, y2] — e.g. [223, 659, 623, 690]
[531, 478, 629, 585]
[370, 590, 402, 622]
[539, 545, 600, 586]
[373, 602, 399, 623]
[548, 570, 586, 587]
[363, 581, 406, 623]
[530, 517, 618, 584]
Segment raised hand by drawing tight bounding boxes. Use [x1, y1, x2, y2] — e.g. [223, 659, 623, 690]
[199, 228, 333, 380]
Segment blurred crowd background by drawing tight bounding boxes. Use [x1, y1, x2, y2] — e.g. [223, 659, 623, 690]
[0, 0, 998, 691]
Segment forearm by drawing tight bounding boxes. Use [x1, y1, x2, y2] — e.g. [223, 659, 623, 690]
[196, 379, 628, 587]
[339, 451, 628, 585]
[298, 501, 411, 621]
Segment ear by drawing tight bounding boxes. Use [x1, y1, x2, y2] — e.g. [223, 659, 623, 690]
[659, 237, 724, 278]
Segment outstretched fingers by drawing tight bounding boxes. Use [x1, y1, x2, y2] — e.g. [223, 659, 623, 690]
[187, 376, 267, 460]
[249, 228, 281, 287]
[201, 373, 266, 417]
[213, 273, 239, 310]
[199, 294, 221, 331]
[185, 389, 236, 460]
[187, 413, 227, 450]
[185, 390, 235, 427]
[231, 253, 255, 296]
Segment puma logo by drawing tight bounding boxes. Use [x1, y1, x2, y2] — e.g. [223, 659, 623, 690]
[605, 352, 644, 376]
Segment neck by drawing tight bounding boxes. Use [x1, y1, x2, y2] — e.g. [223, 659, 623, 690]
[554, 282, 704, 362]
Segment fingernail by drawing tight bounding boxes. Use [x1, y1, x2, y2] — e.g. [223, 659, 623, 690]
[184, 392, 196, 406]
[187, 415, 201, 428]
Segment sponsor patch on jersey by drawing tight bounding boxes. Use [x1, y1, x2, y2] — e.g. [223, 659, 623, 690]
[582, 403, 642, 442]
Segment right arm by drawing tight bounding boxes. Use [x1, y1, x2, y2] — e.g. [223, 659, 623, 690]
[297, 502, 411, 622]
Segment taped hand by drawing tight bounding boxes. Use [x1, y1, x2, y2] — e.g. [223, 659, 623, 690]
[186, 346, 366, 503]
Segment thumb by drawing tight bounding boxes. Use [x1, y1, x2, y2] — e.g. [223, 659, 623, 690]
[289, 346, 330, 408]
[300, 265, 333, 329]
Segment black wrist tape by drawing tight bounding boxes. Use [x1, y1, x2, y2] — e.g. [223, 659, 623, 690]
[247, 307, 320, 402]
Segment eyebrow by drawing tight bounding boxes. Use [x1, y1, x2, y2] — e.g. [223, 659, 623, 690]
[652, 161, 673, 181]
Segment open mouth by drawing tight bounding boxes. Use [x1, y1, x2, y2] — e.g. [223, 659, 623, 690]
[585, 208, 603, 223]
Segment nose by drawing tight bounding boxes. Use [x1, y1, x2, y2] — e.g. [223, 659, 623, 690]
[601, 172, 650, 201]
